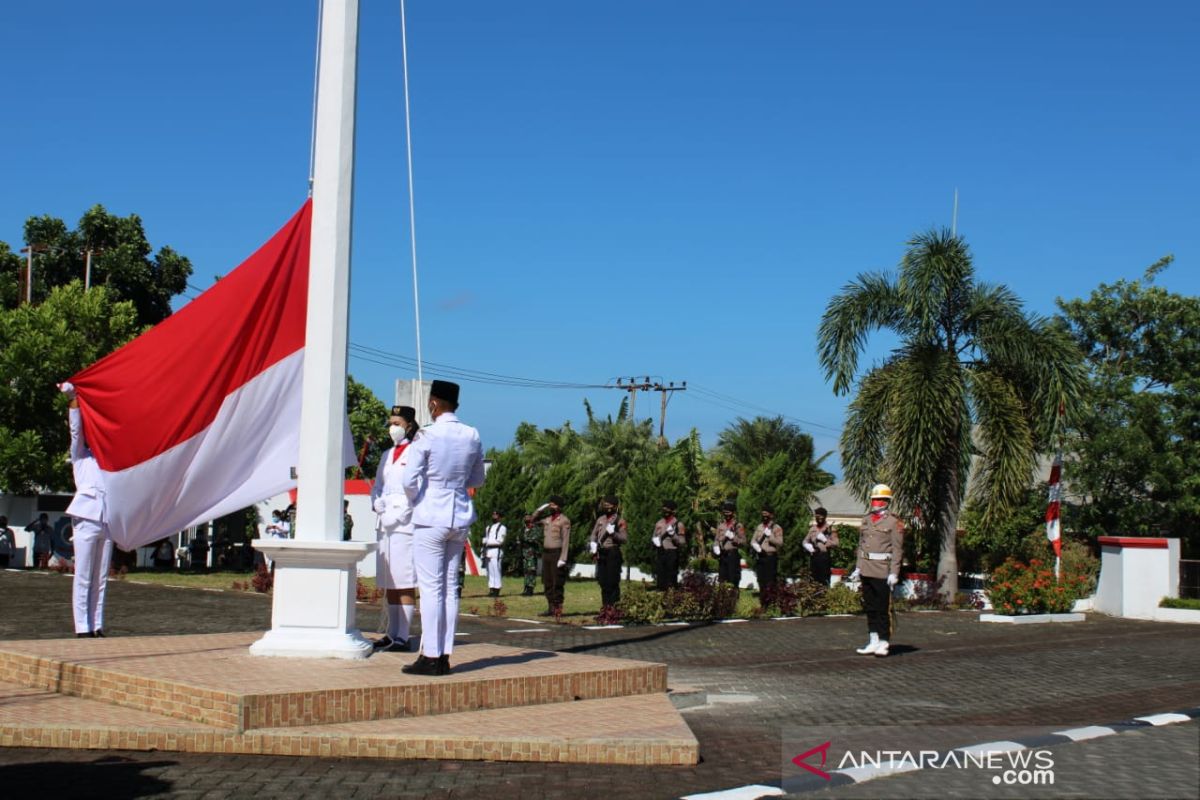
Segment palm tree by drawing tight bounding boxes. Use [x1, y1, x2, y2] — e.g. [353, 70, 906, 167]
[818, 229, 1084, 599]
[709, 415, 832, 502]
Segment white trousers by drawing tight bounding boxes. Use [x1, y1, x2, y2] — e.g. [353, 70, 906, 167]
[485, 548, 503, 589]
[72, 519, 112, 634]
[412, 526, 465, 658]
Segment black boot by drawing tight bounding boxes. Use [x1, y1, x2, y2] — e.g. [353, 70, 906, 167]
[93, 629, 105, 638]
[522, 586, 533, 596]
[76, 632, 93, 638]
[402, 654, 440, 675]
[436, 655, 451, 675]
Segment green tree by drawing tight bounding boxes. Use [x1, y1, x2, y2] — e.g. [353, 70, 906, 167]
[736, 452, 829, 576]
[818, 229, 1085, 598]
[346, 375, 389, 479]
[709, 416, 830, 499]
[5, 204, 191, 326]
[470, 447, 534, 566]
[0, 283, 141, 493]
[1056, 256, 1200, 548]
[622, 449, 694, 574]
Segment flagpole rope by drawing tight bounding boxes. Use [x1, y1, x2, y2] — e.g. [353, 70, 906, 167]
[307, 0, 324, 197]
[399, 0, 425, 387]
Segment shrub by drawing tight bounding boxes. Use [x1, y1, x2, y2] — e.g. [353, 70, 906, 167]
[490, 598, 508, 617]
[828, 525, 859, 570]
[356, 578, 382, 604]
[595, 604, 623, 625]
[987, 557, 1090, 615]
[251, 563, 273, 594]
[761, 577, 826, 617]
[663, 572, 740, 621]
[822, 583, 863, 614]
[686, 555, 718, 573]
[1160, 597, 1200, 610]
[619, 585, 667, 628]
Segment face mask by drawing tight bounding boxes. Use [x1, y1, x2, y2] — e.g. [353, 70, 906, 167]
[870, 499, 888, 510]
[389, 424, 406, 444]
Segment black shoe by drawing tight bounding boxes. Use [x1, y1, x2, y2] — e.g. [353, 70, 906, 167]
[537, 609, 553, 617]
[436, 655, 451, 675]
[522, 588, 533, 596]
[76, 632, 93, 638]
[381, 638, 409, 653]
[93, 629, 105, 638]
[372, 635, 395, 651]
[402, 654, 441, 676]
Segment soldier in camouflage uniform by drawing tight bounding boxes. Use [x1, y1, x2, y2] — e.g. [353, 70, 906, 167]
[520, 514, 540, 596]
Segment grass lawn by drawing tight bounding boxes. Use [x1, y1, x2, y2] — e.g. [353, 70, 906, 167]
[118, 569, 262, 592]
[113, 569, 764, 625]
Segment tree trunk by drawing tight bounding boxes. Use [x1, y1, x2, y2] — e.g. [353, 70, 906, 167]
[936, 451, 962, 602]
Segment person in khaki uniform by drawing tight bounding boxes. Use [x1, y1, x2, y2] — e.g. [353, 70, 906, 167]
[535, 495, 571, 616]
[802, 507, 839, 586]
[849, 484, 904, 657]
[589, 495, 628, 608]
[652, 500, 686, 590]
[712, 501, 745, 587]
[751, 505, 784, 594]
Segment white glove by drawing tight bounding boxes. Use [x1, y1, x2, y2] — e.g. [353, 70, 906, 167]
[58, 381, 76, 397]
[712, 544, 721, 556]
[803, 542, 815, 554]
[725, 530, 734, 540]
[816, 532, 827, 543]
[887, 573, 899, 587]
[557, 559, 566, 568]
[589, 541, 598, 554]
[751, 541, 762, 553]
[605, 523, 616, 534]
[652, 536, 661, 548]
[849, 568, 861, 582]
[372, 498, 385, 514]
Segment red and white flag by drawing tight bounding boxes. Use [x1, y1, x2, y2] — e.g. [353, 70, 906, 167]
[1045, 452, 1063, 558]
[70, 201, 343, 551]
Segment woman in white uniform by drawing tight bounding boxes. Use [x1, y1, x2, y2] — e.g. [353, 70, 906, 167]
[370, 405, 421, 652]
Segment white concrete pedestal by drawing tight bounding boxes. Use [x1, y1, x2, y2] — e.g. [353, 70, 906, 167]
[249, 539, 377, 659]
[1095, 536, 1180, 620]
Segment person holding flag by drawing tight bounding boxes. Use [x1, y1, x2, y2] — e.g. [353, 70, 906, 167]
[59, 382, 113, 638]
[371, 405, 420, 652]
[849, 484, 904, 658]
[401, 381, 486, 676]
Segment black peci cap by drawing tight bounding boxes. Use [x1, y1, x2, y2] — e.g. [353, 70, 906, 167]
[430, 380, 460, 405]
[391, 405, 416, 420]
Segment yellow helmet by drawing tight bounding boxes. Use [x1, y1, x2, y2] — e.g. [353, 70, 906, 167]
[869, 483, 893, 500]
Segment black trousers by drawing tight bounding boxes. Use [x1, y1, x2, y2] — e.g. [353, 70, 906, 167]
[542, 551, 567, 607]
[862, 576, 892, 639]
[596, 547, 623, 607]
[718, 549, 741, 586]
[810, 550, 831, 586]
[756, 552, 778, 592]
[657, 548, 679, 590]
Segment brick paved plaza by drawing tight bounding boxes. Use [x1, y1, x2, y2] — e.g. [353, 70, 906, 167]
[1, 570, 1197, 799]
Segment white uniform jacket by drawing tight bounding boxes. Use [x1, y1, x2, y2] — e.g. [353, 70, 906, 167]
[401, 413, 486, 529]
[65, 407, 106, 524]
[484, 523, 507, 551]
[371, 439, 418, 533]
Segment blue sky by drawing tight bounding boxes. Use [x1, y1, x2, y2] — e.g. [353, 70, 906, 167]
[3, 1, 1197, 475]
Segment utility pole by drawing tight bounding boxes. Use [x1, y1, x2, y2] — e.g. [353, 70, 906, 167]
[17, 244, 46, 304]
[654, 381, 687, 446]
[614, 376, 653, 421]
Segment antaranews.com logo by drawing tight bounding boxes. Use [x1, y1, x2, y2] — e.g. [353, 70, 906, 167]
[793, 741, 1055, 786]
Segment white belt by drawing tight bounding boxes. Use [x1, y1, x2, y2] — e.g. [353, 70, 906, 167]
[867, 552, 891, 561]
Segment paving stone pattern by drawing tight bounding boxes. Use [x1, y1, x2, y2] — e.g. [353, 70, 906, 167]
[2, 570, 1199, 799]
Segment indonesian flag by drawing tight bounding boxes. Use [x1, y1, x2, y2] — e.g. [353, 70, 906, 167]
[1045, 452, 1063, 557]
[463, 540, 481, 577]
[70, 202, 324, 550]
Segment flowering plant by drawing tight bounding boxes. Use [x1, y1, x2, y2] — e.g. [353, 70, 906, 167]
[986, 557, 1090, 614]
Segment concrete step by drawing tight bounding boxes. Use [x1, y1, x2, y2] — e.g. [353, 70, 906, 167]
[0, 679, 698, 765]
[0, 632, 667, 732]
